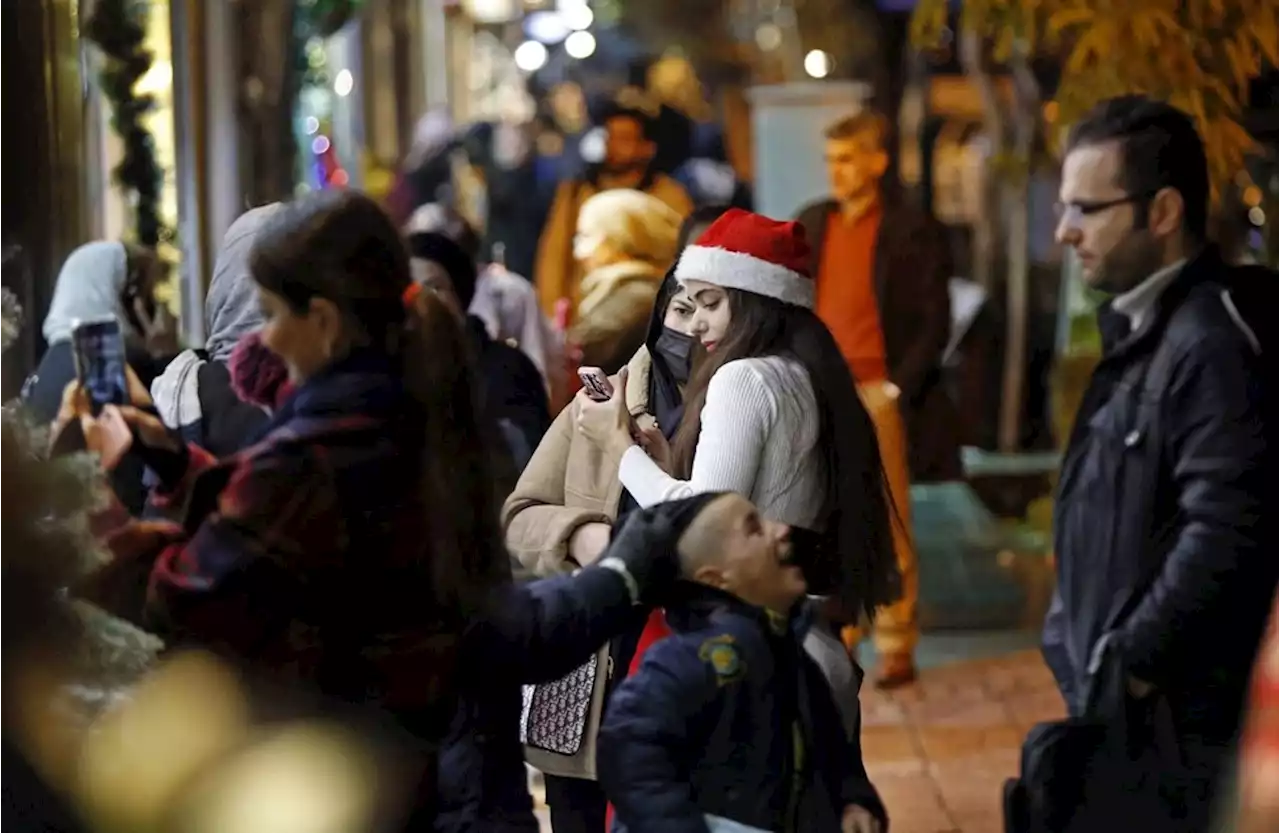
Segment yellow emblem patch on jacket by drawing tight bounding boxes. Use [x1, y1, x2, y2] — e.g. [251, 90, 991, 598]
[698, 635, 745, 685]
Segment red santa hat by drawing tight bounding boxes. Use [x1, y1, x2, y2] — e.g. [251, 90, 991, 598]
[673, 208, 815, 309]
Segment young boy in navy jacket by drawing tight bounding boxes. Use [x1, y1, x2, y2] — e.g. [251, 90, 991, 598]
[597, 492, 886, 833]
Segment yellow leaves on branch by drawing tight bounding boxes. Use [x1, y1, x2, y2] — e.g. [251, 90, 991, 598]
[912, 0, 1280, 198]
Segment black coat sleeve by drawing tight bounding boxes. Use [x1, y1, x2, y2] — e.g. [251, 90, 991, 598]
[1119, 332, 1273, 685]
[597, 638, 718, 833]
[485, 343, 550, 470]
[458, 566, 638, 686]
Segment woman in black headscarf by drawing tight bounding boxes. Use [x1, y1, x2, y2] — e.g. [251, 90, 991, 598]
[500, 205, 729, 833]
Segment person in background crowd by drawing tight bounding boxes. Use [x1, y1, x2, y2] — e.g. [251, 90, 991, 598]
[23, 240, 179, 515]
[796, 110, 958, 688]
[673, 129, 753, 211]
[77, 190, 509, 830]
[406, 230, 550, 474]
[464, 120, 546, 281]
[600, 492, 885, 833]
[1044, 95, 1273, 832]
[150, 204, 282, 456]
[575, 209, 900, 729]
[569, 189, 682, 375]
[408, 203, 565, 404]
[501, 207, 722, 833]
[534, 95, 692, 321]
[386, 109, 461, 229]
[25, 241, 178, 424]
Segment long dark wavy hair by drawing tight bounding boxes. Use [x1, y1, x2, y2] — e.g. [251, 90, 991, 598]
[669, 288, 902, 620]
[248, 189, 507, 619]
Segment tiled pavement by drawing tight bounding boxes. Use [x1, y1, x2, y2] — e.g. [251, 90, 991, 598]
[859, 649, 1064, 833]
[531, 648, 1064, 833]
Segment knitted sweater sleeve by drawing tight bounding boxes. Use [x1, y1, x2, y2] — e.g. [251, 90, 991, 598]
[618, 360, 773, 507]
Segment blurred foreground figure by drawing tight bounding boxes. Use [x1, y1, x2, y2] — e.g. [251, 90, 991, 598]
[1228, 599, 1279, 833]
[76, 651, 426, 833]
[76, 191, 508, 830]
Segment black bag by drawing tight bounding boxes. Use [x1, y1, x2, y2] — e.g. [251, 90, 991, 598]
[1004, 638, 1186, 832]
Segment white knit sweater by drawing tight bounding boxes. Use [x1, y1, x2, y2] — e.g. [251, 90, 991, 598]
[618, 356, 824, 530]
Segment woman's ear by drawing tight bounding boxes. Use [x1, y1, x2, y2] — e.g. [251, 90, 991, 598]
[309, 296, 345, 358]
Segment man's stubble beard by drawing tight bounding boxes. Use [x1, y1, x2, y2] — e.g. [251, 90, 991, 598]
[1092, 229, 1164, 295]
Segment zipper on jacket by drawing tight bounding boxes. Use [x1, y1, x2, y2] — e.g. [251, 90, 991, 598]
[783, 720, 804, 833]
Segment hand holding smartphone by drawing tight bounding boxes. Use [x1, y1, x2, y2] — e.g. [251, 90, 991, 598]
[577, 366, 614, 402]
[70, 316, 129, 415]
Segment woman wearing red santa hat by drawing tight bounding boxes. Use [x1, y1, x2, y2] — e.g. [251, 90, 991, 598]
[576, 207, 902, 664]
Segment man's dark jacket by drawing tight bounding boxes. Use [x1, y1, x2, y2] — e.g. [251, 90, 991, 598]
[598, 585, 885, 833]
[796, 197, 960, 482]
[1043, 249, 1275, 805]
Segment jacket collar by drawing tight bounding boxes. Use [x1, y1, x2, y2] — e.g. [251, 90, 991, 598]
[623, 346, 653, 416]
[578, 260, 666, 317]
[270, 349, 406, 430]
[1097, 245, 1220, 360]
[664, 581, 812, 642]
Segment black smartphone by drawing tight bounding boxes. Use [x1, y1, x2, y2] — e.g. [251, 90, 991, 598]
[70, 316, 129, 415]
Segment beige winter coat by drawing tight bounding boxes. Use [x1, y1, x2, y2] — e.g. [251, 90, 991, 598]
[501, 348, 654, 577]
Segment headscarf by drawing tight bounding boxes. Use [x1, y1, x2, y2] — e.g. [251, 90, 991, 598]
[575, 189, 681, 268]
[42, 242, 132, 344]
[643, 269, 688, 440]
[205, 203, 283, 363]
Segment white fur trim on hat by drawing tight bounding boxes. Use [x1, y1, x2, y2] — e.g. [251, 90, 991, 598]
[674, 245, 815, 309]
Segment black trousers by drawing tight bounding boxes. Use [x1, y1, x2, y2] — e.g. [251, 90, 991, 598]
[544, 774, 606, 833]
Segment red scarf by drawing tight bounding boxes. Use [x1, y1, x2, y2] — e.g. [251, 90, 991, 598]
[604, 608, 673, 830]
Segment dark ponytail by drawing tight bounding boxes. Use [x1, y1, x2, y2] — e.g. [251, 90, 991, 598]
[248, 190, 507, 617]
[401, 288, 509, 612]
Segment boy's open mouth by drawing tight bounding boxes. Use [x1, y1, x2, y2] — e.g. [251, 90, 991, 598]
[776, 541, 795, 565]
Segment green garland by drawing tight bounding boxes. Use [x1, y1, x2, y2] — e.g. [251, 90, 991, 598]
[292, 0, 366, 92]
[86, 0, 168, 249]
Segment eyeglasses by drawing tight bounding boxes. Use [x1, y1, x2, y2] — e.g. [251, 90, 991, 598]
[1053, 193, 1152, 225]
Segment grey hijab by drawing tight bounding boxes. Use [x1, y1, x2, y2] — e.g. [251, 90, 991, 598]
[205, 203, 283, 362]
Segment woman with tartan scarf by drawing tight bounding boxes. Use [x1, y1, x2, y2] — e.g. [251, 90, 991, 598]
[66, 190, 681, 832]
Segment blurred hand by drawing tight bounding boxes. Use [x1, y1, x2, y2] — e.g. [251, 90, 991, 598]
[135, 298, 181, 357]
[53, 381, 93, 439]
[1128, 676, 1155, 699]
[569, 522, 612, 567]
[575, 366, 633, 458]
[114, 405, 180, 453]
[126, 364, 154, 407]
[636, 423, 672, 473]
[84, 406, 136, 471]
[842, 804, 882, 833]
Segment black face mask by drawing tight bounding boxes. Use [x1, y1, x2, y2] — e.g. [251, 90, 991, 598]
[653, 327, 694, 384]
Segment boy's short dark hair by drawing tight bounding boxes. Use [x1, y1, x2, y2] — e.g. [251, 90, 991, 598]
[1065, 95, 1210, 242]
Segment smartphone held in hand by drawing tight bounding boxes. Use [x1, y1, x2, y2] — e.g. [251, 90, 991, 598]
[578, 367, 614, 402]
[70, 316, 129, 415]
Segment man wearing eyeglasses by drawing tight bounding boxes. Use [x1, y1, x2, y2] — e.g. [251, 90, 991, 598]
[1041, 95, 1274, 831]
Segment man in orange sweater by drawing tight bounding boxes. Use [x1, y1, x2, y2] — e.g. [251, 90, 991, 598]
[797, 111, 959, 688]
